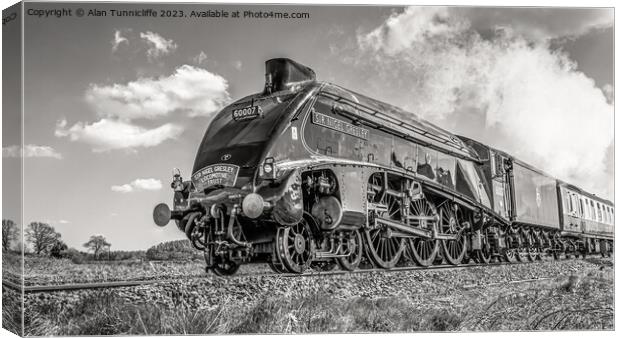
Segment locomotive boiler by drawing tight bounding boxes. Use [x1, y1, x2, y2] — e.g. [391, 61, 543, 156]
[153, 58, 614, 275]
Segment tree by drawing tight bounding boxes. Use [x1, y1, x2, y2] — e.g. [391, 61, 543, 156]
[2, 219, 19, 252]
[49, 240, 68, 258]
[83, 235, 111, 260]
[25, 222, 61, 255]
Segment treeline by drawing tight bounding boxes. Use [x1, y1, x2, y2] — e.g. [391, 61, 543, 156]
[145, 239, 202, 261]
[3, 218, 200, 263]
[58, 248, 147, 264]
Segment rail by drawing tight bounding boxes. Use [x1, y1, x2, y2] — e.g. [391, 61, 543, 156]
[1, 260, 551, 293]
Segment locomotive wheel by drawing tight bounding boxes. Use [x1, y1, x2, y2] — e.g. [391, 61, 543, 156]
[212, 258, 240, 276]
[503, 233, 518, 263]
[516, 230, 533, 262]
[503, 249, 518, 263]
[268, 260, 288, 274]
[270, 227, 289, 274]
[530, 231, 542, 261]
[474, 227, 492, 264]
[338, 230, 364, 271]
[364, 229, 405, 269]
[408, 199, 439, 267]
[475, 248, 492, 264]
[565, 240, 577, 259]
[277, 219, 314, 274]
[438, 202, 467, 265]
[530, 247, 542, 261]
[365, 177, 406, 269]
[553, 243, 565, 260]
[601, 240, 610, 257]
[409, 238, 439, 267]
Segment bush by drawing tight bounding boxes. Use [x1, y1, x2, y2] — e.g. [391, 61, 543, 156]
[61, 248, 86, 264]
[146, 240, 199, 261]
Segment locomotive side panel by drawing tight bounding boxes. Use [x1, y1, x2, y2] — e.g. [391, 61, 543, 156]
[512, 162, 560, 229]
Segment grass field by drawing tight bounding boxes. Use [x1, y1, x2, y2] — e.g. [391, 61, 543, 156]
[14, 257, 614, 335]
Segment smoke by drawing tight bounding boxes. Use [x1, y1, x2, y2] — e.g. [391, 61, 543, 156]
[355, 7, 613, 199]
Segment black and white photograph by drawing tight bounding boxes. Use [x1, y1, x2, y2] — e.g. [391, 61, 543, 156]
[1, 1, 615, 336]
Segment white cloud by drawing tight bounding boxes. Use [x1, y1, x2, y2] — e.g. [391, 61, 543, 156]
[60, 65, 231, 152]
[55, 118, 183, 152]
[459, 7, 613, 42]
[355, 7, 614, 199]
[360, 7, 469, 55]
[111, 30, 129, 51]
[132, 178, 163, 190]
[2, 145, 63, 159]
[85, 65, 231, 119]
[111, 178, 163, 193]
[140, 31, 177, 61]
[192, 51, 208, 65]
[111, 184, 133, 193]
[602, 84, 613, 104]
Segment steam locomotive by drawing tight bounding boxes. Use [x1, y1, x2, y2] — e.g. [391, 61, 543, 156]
[153, 58, 614, 275]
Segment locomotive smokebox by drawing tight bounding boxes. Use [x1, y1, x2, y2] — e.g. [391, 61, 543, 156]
[264, 58, 316, 94]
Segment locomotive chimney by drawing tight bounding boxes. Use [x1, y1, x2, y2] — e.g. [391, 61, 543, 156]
[263, 58, 316, 95]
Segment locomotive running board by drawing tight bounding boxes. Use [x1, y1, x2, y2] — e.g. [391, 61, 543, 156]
[374, 217, 458, 240]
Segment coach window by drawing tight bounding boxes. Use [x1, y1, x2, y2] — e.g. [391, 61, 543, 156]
[579, 199, 584, 217]
[417, 146, 438, 181]
[582, 198, 590, 219]
[606, 206, 611, 223]
[606, 206, 611, 224]
[590, 200, 595, 220]
[568, 194, 575, 214]
[597, 203, 602, 222]
[606, 206, 610, 224]
[573, 195, 579, 215]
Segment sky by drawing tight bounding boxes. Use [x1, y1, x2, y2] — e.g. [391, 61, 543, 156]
[1, 3, 614, 250]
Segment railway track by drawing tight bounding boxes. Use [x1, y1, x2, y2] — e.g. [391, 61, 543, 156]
[2, 260, 555, 293]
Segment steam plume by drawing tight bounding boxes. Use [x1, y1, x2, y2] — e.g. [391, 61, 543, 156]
[356, 7, 613, 199]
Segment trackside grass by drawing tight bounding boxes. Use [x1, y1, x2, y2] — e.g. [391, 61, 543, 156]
[19, 265, 613, 335]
